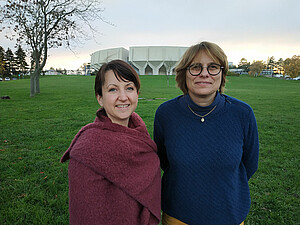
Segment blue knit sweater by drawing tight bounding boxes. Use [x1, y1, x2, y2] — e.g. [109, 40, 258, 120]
[154, 92, 259, 225]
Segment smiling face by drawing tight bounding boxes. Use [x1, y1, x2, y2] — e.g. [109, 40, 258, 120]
[186, 51, 222, 106]
[97, 70, 138, 127]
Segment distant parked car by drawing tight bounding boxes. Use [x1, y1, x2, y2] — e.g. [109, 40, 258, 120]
[285, 75, 292, 80]
[293, 76, 300, 80]
[5, 77, 10, 81]
[0, 77, 2, 81]
[274, 74, 283, 78]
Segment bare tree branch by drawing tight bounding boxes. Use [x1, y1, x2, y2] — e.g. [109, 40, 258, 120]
[0, 0, 110, 97]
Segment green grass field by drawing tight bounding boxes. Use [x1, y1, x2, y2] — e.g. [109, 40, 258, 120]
[0, 75, 299, 224]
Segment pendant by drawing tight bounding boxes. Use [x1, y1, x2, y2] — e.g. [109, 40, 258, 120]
[201, 118, 205, 122]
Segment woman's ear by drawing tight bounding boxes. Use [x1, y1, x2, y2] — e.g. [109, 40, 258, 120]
[96, 95, 103, 107]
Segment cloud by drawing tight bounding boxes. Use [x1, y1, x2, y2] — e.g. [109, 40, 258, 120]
[1, 0, 299, 69]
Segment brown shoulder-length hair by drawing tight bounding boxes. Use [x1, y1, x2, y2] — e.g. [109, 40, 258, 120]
[175, 41, 228, 94]
[95, 60, 140, 97]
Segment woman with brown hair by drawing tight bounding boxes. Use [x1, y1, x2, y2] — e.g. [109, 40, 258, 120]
[61, 60, 161, 225]
[154, 41, 259, 225]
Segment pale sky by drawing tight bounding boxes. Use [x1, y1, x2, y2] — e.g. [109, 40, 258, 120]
[1, 0, 299, 70]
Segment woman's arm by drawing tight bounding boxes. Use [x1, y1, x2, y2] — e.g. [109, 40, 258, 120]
[242, 108, 259, 180]
[154, 110, 169, 171]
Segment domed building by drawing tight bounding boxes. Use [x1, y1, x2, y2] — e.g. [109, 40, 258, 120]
[90, 46, 188, 75]
[90, 47, 129, 70]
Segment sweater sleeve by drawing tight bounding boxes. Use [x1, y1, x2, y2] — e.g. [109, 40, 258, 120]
[154, 108, 169, 172]
[242, 108, 259, 180]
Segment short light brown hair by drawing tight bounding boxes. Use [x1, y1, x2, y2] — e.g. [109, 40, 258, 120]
[95, 60, 140, 96]
[175, 41, 228, 94]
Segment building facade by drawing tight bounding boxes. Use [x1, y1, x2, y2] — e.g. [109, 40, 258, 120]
[90, 46, 188, 75]
[90, 47, 129, 70]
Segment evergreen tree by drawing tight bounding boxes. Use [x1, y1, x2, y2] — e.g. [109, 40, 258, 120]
[15, 45, 28, 75]
[5, 48, 15, 76]
[267, 56, 276, 76]
[0, 46, 5, 77]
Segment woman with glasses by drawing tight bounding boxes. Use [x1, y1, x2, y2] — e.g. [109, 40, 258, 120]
[154, 41, 259, 225]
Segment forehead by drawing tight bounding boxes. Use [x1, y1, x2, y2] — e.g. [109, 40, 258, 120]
[104, 70, 132, 85]
[104, 70, 118, 82]
[191, 50, 220, 65]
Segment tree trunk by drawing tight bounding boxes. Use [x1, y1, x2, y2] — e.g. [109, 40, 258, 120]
[166, 73, 170, 88]
[30, 73, 36, 97]
[30, 68, 41, 97]
[35, 74, 40, 94]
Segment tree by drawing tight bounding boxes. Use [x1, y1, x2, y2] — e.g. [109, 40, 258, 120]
[238, 58, 250, 72]
[163, 60, 175, 87]
[277, 58, 284, 75]
[5, 48, 15, 76]
[266, 56, 276, 76]
[0, 46, 5, 76]
[15, 45, 28, 75]
[283, 55, 300, 78]
[0, 0, 107, 97]
[249, 60, 265, 77]
[229, 64, 236, 69]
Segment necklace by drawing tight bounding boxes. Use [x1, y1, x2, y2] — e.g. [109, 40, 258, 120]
[188, 105, 217, 122]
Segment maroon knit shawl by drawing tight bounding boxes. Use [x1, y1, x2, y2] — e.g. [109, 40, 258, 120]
[61, 110, 161, 225]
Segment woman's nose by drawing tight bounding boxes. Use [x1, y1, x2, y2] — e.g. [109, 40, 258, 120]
[118, 90, 128, 101]
[199, 67, 210, 77]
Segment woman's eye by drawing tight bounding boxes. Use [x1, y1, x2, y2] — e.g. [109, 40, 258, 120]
[191, 64, 202, 70]
[108, 88, 117, 92]
[209, 64, 220, 69]
[127, 87, 134, 91]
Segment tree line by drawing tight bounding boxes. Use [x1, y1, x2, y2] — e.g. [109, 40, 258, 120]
[0, 45, 28, 77]
[1, 44, 299, 79]
[233, 56, 300, 78]
[1, 0, 297, 97]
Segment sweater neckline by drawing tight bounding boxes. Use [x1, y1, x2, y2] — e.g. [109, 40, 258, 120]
[178, 92, 226, 118]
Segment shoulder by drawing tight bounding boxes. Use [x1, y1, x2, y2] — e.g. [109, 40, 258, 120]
[156, 95, 182, 113]
[224, 95, 254, 114]
[223, 95, 257, 125]
[130, 112, 144, 125]
[74, 123, 105, 151]
[60, 122, 102, 162]
[129, 112, 149, 133]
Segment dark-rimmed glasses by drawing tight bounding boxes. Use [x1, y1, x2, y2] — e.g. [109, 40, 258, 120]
[187, 63, 224, 76]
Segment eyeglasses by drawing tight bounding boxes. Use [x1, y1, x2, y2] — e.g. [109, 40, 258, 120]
[187, 63, 224, 76]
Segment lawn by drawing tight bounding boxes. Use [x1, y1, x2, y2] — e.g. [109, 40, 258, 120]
[0, 75, 299, 224]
